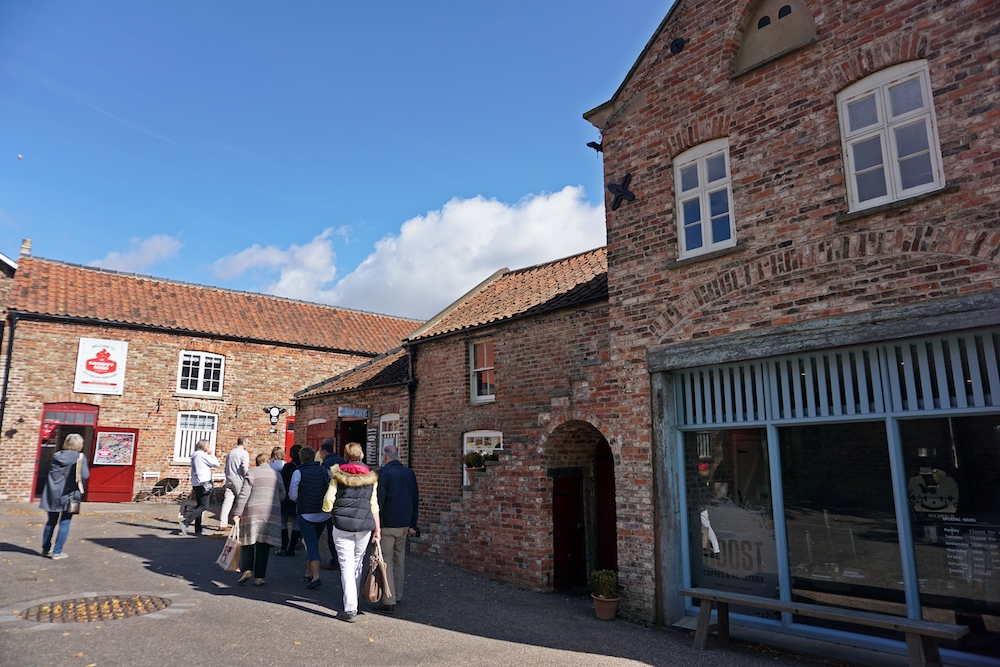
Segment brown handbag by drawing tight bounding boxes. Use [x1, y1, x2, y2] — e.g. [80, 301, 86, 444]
[363, 539, 390, 603]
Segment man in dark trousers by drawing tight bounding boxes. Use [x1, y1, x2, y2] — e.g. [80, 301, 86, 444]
[374, 444, 419, 613]
[319, 438, 346, 570]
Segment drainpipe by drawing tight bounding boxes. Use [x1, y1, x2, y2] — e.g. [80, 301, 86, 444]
[0, 313, 18, 428]
[405, 342, 416, 469]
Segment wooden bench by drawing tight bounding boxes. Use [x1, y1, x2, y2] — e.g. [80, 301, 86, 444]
[680, 587, 969, 667]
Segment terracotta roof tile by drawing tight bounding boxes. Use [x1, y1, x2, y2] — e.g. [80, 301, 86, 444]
[296, 348, 410, 399]
[10, 257, 420, 355]
[407, 247, 607, 341]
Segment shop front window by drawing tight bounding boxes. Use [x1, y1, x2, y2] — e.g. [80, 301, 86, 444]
[901, 416, 1000, 656]
[779, 422, 907, 624]
[685, 428, 778, 612]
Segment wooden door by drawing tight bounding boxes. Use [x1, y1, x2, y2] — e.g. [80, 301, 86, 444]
[87, 427, 140, 502]
[552, 476, 586, 590]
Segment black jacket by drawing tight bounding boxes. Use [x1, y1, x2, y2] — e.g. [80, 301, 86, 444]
[377, 460, 419, 529]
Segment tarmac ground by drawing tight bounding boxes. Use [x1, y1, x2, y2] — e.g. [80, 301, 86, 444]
[0, 500, 905, 667]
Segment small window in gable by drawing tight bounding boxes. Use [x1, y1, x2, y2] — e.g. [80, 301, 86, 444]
[176, 350, 225, 398]
[837, 61, 945, 212]
[735, 0, 816, 74]
[674, 138, 736, 260]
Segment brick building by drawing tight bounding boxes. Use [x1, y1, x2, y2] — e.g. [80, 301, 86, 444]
[0, 252, 418, 503]
[399, 248, 619, 592]
[585, 0, 999, 660]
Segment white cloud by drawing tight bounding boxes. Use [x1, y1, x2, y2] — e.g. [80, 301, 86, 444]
[214, 186, 605, 320]
[90, 234, 182, 272]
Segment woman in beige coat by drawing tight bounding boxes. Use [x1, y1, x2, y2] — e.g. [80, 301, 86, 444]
[232, 452, 286, 585]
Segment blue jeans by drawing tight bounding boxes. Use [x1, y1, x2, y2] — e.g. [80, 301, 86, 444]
[42, 511, 73, 555]
[298, 516, 324, 562]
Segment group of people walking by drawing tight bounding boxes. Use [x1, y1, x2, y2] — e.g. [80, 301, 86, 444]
[179, 435, 419, 621]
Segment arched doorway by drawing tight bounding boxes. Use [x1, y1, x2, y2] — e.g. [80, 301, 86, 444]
[546, 419, 617, 590]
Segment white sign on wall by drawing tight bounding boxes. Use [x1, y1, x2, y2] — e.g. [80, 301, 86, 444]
[74, 338, 128, 395]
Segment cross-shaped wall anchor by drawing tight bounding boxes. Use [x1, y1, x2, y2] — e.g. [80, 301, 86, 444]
[607, 174, 635, 211]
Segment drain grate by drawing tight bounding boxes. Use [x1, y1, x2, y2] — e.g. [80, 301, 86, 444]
[19, 595, 171, 623]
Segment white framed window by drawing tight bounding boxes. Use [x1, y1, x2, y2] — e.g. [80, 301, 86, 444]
[838, 60, 944, 212]
[173, 411, 218, 463]
[379, 413, 400, 462]
[470, 340, 495, 404]
[674, 138, 736, 260]
[463, 430, 503, 484]
[176, 350, 225, 398]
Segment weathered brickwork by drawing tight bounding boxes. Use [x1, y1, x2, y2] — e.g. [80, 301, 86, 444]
[588, 0, 1000, 621]
[0, 319, 369, 501]
[403, 303, 658, 606]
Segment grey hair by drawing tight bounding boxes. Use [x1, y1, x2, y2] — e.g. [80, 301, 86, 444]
[61, 433, 84, 452]
[382, 444, 400, 461]
[195, 439, 211, 452]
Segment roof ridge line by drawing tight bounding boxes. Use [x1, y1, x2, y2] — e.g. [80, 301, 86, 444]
[294, 346, 406, 397]
[19, 255, 420, 323]
[503, 245, 607, 277]
[405, 268, 508, 342]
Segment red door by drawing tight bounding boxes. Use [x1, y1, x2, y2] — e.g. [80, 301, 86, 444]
[284, 416, 295, 460]
[87, 427, 140, 502]
[305, 420, 337, 452]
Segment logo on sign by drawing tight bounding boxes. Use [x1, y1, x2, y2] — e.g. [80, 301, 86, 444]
[85, 349, 117, 374]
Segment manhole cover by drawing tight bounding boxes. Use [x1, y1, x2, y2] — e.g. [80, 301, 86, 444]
[18, 595, 171, 623]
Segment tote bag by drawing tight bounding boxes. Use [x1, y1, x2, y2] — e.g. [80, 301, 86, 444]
[363, 540, 391, 603]
[215, 526, 241, 572]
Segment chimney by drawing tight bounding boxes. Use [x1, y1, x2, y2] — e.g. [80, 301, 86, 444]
[19, 239, 31, 257]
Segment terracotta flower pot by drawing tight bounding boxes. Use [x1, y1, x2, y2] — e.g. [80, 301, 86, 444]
[592, 593, 620, 620]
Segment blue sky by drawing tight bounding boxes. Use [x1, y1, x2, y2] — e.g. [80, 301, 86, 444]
[0, 2, 667, 319]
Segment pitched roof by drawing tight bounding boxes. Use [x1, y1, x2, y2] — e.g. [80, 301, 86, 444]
[9, 256, 420, 355]
[406, 247, 607, 342]
[295, 347, 409, 400]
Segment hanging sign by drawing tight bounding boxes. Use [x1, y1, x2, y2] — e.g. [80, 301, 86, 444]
[74, 338, 128, 395]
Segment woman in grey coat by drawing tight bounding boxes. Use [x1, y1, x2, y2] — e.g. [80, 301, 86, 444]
[39, 433, 90, 559]
[232, 452, 286, 585]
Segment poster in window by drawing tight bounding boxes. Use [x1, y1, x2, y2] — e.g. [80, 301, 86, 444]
[73, 338, 128, 395]
[93, 431, 136, 466]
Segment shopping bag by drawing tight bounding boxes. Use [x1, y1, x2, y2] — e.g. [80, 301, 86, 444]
[363, 539, 391, 603]
[215, 526, 241, 572]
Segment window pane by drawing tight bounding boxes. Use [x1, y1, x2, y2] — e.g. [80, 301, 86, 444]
[901, 416, 1000, 659]
[853, 136, 884, 171]
[895, 120, 930, 159]
[888, 78, 924, 117]
[848, 95, 878, 132]
[685, 222, 703, 251]
[706, 155, 727, 183]
[685, 429, 778, 602]
[711, 214, 732, 243]
[680, 165, 699, 192]
[856, 167, 888, 202]
[899, 153, 934, 190]
[709, 189, 729, 218]
[477, 369, 495, 397]
[682, 198, 701, 225]
[780, 423, 907, 626]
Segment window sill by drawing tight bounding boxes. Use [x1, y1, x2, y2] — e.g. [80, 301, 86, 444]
[170, 459, 191, 466]
[668, 241, 747, 270]
[836, 185, 957, 225]
[173, 392, 224, 401]
[470, 397, 496, 406]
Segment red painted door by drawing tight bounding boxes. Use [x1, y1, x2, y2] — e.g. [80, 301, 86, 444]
[87, 427, 140, 502]
[284, 416, 295, 461]
[552, 476, 586, 590]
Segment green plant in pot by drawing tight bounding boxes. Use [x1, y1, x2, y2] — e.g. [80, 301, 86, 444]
[463, 450, 485, 469]
[590, 569, 620, 620]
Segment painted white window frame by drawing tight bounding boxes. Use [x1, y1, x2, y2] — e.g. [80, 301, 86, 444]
[838, 60, 944, 212]
[674, 138, 737, 260]
[470, 340, 496, 404]
[172, 410, 218, 463]
[463, 429, 503, 485]
[379, 413, 400, 462]
[176, 350, 225, 398]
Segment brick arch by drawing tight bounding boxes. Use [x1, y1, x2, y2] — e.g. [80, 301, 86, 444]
[657, 224, 1000, 343]
[829, 34, 930, 92]
[667, 116, 734, 160]
[539, 413, 616, 465]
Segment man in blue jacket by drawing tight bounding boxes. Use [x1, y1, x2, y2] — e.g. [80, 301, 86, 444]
[375, 444, 418, 613]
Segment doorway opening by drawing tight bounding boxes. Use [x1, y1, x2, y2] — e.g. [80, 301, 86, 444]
[33, 403, 98, 500]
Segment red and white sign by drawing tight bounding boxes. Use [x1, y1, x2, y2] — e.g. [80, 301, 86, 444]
[74, 338, 128, 395]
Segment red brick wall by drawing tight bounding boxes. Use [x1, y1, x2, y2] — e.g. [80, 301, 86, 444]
[295, 386, 410, 466]
[592, 0, 1000, 620]
[0, 319, 370, 501]
[408, 302, 630, 595]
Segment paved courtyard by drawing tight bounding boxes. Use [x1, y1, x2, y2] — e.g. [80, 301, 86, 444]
[0, 501, 891, 667]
